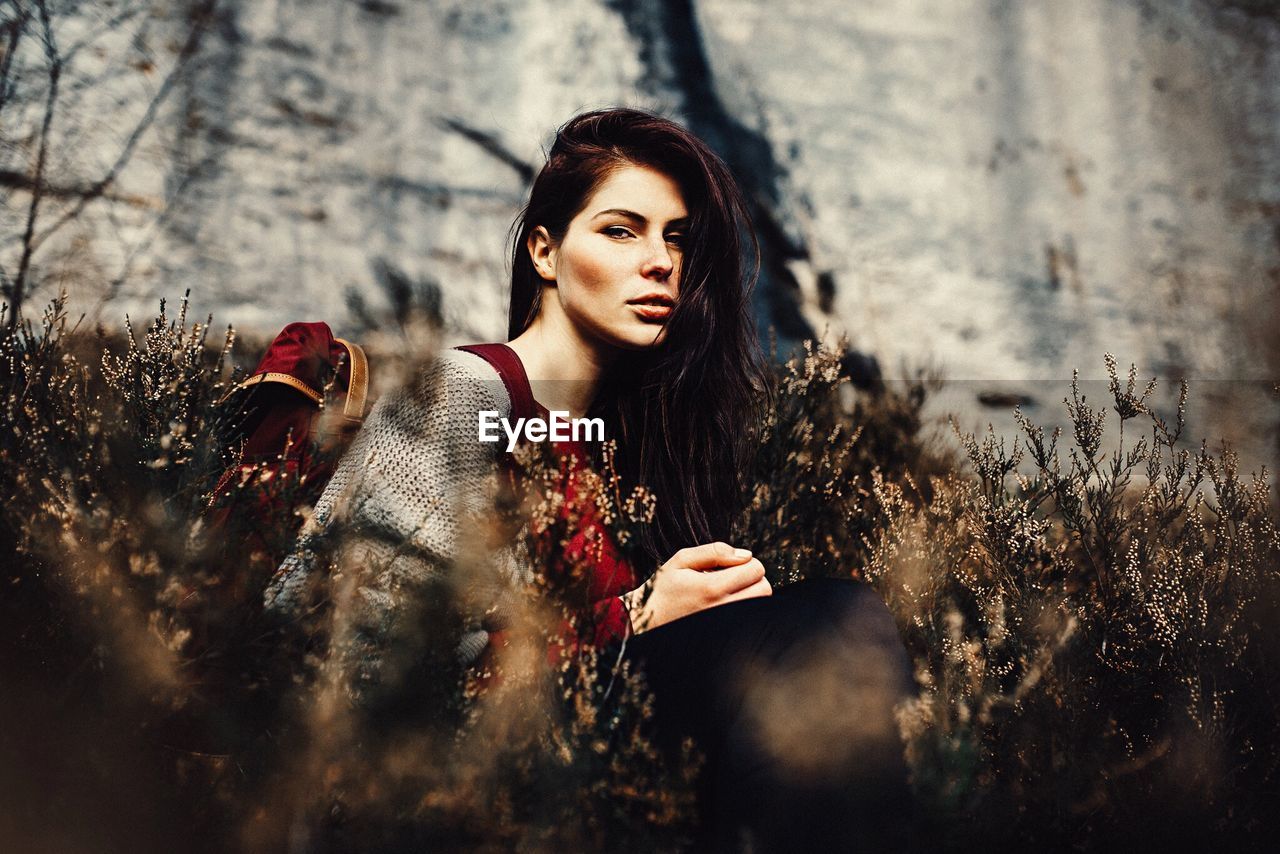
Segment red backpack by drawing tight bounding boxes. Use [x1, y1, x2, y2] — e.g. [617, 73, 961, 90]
[207, 322, 369, 551]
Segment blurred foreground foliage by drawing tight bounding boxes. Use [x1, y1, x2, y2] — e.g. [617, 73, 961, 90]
[1, 296, 1277, 851]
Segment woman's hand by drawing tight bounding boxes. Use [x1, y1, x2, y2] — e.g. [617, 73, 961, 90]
[621, 541, 772, 634]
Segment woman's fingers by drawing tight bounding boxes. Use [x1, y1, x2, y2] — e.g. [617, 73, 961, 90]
[632, 553, 771, 633]
[706, 557, 766, 598]
[722, 574, 772, 604]
[668, 541, 753, 571]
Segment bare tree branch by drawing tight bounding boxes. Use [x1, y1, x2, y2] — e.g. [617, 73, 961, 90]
[0, 167, 161, 206]
[0, 3, 32, 116]
[26, 0, 219, 257]
[59, 4, 146, 68]
[8, 0, 60, 327]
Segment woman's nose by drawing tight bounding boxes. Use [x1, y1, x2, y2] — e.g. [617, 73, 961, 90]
[641, 240, 675, 280]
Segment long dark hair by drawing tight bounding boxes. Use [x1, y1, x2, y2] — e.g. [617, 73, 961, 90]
[509, 108, 770, 569]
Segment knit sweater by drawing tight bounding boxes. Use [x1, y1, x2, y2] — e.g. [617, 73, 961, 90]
[262, 349, 528, 697]
[263, 347, 633, 705]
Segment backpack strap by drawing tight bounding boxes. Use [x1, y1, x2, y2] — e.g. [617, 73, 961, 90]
[218, 322, 367, 417]
[334, 337, 368, 424]
[453, 343, 543, 422]
[224, 371, 323, 405]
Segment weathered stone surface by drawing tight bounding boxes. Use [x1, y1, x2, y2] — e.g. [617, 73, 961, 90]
[3, 0, 1277, 460]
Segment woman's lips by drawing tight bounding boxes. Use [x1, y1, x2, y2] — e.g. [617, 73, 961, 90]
[629, 303, 673, 321]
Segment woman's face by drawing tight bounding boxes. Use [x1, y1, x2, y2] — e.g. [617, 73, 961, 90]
[528, 163, 688, 350]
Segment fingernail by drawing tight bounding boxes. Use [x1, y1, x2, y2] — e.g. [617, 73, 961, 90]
[733, 548, 752, 558]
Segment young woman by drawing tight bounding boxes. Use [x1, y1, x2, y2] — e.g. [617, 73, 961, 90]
[266, 108, 913, 851]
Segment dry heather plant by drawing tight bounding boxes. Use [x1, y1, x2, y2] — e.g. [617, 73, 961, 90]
[3, 294, 1277, 851]
[263, 434, 701, 853]
[734, 337, 950, 585]
[0, 296, 699, 852]
[727, 339, 1277, 847]
[866, 358, 1280, 848]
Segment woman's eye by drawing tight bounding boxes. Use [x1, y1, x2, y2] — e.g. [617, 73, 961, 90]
[603, 226, 634, 239]
[665, 232, 686, 248]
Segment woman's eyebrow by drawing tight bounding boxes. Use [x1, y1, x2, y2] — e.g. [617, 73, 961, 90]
[591, 208, 691, 227]
[591, 208, 645, 223]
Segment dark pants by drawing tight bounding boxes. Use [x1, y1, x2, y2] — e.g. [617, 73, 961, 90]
[620, 577, 915, 852]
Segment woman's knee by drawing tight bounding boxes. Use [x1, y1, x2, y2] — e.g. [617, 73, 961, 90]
[771, 577, 910, 679]
[776, 576, 889, 624]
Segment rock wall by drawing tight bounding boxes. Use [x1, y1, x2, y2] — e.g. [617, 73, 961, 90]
[3, 0, 1277, 460]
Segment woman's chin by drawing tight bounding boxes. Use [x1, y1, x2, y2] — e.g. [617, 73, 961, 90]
[617, 328, 669, 351]
[587, 321, 669, 352]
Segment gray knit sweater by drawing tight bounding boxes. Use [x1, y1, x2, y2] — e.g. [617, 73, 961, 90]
[263, 349, 523, 702]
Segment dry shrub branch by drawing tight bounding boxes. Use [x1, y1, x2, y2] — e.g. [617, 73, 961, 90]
[1, 296, 1277, 850]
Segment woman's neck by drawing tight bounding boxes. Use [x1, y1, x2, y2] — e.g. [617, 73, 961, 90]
[506, 308, 615, 420]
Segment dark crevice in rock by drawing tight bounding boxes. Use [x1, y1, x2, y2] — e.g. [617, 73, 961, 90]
[436, 117, 535, 184]
[271, 96, 345, 131]
[606, 0, 798, 300]
[605, 0, 880, 386]
[816, 270, 837, 314]
[262, 35, 313, 59]
[367, 174, 523, 207]
[1207, 0, 1280, 21]
[345, 259, 443, 333]
[977, 390, 1039, 409]
[352, 0, 401, 17]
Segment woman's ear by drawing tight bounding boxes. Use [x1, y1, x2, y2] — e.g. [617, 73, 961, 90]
[527, 226, 557, 283]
